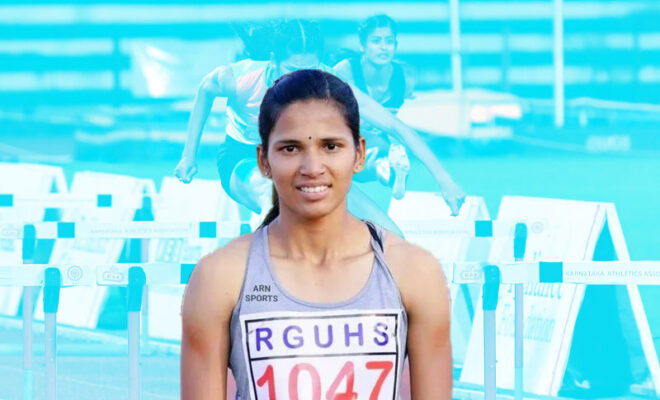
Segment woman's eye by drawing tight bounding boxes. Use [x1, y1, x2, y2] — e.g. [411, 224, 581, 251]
[282, 145, 297, 153]
[325, 143, 338, 151]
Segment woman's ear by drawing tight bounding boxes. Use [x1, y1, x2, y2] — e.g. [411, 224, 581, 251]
[256, 145, 271, 178]
[353, 137, 367, 173]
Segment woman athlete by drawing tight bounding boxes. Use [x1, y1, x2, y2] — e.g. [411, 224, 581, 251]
[181, 69, 452, 399]
[174, 20, 465, 234]
[334, 14, 413, 200]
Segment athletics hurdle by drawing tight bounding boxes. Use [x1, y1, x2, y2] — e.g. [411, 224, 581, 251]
[2, 192, 125, 400]
[0, 162, 68, 319]
[6, 259, 660, 400]
[454, 259, 660, 400]
[33, 171, 156, 330]
[9, 219, 240, 399]
[2, 176, 155, 391]
[0, 262, 190, 400]
[460, 196, 660, 399]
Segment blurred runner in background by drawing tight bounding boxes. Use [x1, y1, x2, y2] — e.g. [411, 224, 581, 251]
[174, 19, 465, 235]
[335, 14, 414, 200]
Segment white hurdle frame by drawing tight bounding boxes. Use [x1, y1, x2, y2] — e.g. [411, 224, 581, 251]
[454, 260, 660, 399]
[4, 259, 660, 400]
[4, 217, 244, 400]
[3, 216, 517, 400]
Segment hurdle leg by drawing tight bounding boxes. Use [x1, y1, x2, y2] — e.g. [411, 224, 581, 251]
[22, 286, 34, 400]
[514, 284, 523, 400]
[43, 268, 61, 400]
[44, 312, 56, 400]
[484, 310, 496, 400]
[128, 310, 140, 400]
[22, 224, 36, 400]
[141, 286, 149, 354]
[140, 239, 150, 355]
[128, 267, 146, 400]
[482, 265, 501, 400]
[513, 222, 527, 400]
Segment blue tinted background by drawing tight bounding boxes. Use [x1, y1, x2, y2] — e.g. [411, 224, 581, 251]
[1, 1, 659, 399]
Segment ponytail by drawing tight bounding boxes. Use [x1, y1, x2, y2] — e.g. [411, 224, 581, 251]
[233, 19, 323, 63]
[232, 21, 276, 61]
[260, 184, 280, 227]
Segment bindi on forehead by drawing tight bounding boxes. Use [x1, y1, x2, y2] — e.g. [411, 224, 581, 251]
[308, 136, 312, 140]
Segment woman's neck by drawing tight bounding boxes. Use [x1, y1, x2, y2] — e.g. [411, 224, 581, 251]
[268, 210, 367, 266]
[360, 55, 393, 87]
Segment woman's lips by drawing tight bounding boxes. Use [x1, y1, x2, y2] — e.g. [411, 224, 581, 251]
[296, 184, 331, 200]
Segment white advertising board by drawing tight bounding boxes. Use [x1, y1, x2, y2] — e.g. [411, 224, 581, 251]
[147, 177, 241, 342]
[0, 162, 67, 316]
[460, 196, 660, 397]
[388, 194, 490, 367]
[34, 171, 156, 328]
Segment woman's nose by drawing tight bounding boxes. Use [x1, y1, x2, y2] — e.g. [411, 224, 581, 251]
[299, 152, 325, 176]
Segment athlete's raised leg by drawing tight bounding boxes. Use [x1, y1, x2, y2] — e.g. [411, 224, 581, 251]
[228, 159, 270, 215]
[388, 142, 410, 200]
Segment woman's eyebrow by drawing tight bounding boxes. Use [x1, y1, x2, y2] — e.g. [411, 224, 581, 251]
[272, 139, 302, 146]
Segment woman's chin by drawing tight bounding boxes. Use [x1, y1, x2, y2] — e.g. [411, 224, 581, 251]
[290, 201, 343, 221]
[369, 57, 393, 66]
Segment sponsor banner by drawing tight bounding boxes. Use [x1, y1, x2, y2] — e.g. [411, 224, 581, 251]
[565, 261, 660, 285]
[388, 194, 490, 265]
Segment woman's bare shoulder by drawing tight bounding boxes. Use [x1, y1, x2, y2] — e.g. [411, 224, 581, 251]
[182, 233, 254, 323]
[382, 231, 440, 275]
[381, 229, 448, 307]
[205, 233, 253, 266]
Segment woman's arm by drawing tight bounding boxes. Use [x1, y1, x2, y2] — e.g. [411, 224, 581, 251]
[351, 87, 465, 215]
[333, 59, 355, 84]
[175, 66, 237, 183]
[181, 239, 248, 399]
[403, 64, 415, 99]
[388, 239, 453, 399]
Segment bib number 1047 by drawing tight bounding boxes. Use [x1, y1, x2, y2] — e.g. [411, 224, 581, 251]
[255, 360, 394, 400]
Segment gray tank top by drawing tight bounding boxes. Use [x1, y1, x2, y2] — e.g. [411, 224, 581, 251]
[228, 222, 408, 399]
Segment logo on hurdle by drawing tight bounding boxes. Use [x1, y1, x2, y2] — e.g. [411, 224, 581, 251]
[460, 268, 482, 281]
[67, 266, 83, 282]
[102, 267, 125, 283]
[0, 225, 20, 239]
[531, 221, 544, 234]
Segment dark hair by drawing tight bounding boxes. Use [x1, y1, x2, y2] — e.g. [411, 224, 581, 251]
[233, 19, 324, 63]
[357, 14, 398, 46]
[258, 69, 360, 227]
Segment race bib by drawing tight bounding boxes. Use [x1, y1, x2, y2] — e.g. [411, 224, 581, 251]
[240, 309, 404, 400]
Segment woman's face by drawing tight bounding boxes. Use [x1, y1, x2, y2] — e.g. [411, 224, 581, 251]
[277, 53, 321, 77]
[258, 100, 365, 221]
[362, 26, 396, 66]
